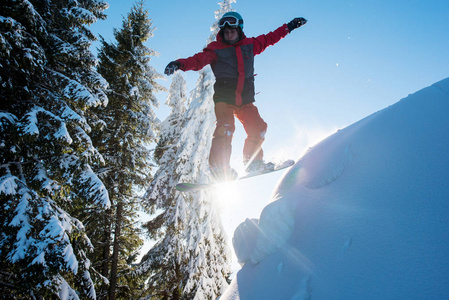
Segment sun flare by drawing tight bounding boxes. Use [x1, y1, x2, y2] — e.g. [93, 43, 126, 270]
[211, 181, 242, 207]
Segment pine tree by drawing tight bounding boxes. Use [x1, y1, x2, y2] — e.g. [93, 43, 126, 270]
[0, 0, 110, 298]
[139, 1, 236, 299]
[138, 72, 189, 299]
[179, 68, 231, 300]
[153, 72, 188, 166]
[92, 1, 165, 299]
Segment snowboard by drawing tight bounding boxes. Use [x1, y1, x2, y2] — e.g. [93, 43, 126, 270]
[175, 160, 295, 192]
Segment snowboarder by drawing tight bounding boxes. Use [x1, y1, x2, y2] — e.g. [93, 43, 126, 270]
[164, 12, 307, 181]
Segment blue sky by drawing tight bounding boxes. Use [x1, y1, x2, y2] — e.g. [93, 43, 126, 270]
[91, 0, 449, 151]
[90, 0, 449, 259]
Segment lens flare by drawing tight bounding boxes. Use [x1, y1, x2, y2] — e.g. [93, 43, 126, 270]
[211, 181, 241, 208]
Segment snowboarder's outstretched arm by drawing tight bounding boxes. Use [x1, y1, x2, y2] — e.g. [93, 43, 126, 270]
[164, 47, 217, 76]
[164, 17, 308, 75]
[252, 17, 307, 56]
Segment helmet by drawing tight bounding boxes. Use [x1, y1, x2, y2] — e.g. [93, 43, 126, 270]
[218, 11, 244, 30]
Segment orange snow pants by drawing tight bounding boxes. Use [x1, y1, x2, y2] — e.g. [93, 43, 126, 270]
[209, 102, 268, 169]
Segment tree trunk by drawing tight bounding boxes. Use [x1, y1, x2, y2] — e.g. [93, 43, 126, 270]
[100, 209, 112, 298]
[108, 203, 123, 300]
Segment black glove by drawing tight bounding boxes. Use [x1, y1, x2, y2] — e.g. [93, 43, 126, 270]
[287, 17, 307, 32]
[164, 61, 181, 76]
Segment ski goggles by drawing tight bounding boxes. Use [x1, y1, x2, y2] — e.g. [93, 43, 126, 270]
[218, 16, 243, 28]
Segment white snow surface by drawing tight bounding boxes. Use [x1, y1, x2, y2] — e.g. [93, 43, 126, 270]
[222, 77, 449, 300]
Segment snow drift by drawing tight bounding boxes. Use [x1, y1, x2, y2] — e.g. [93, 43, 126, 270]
[223, 77, 449, 299]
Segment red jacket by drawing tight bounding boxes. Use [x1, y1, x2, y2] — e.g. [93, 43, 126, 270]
[177, 24, 290, 106]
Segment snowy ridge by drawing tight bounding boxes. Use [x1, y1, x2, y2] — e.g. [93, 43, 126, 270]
[233, 196, 296, 265]
[223, 77, 449, 299]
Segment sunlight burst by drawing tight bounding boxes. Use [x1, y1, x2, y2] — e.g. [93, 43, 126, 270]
[212, 181, 242, 208]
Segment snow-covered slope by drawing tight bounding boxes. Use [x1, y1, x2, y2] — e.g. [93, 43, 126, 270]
[221, 77, 449, 300]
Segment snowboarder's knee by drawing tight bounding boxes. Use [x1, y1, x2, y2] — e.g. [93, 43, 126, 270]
[214, 124, 234, 138]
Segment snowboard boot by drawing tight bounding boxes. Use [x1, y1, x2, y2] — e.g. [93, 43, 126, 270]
[210, 166, 238, 182]
[245, 160, 275, 175]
